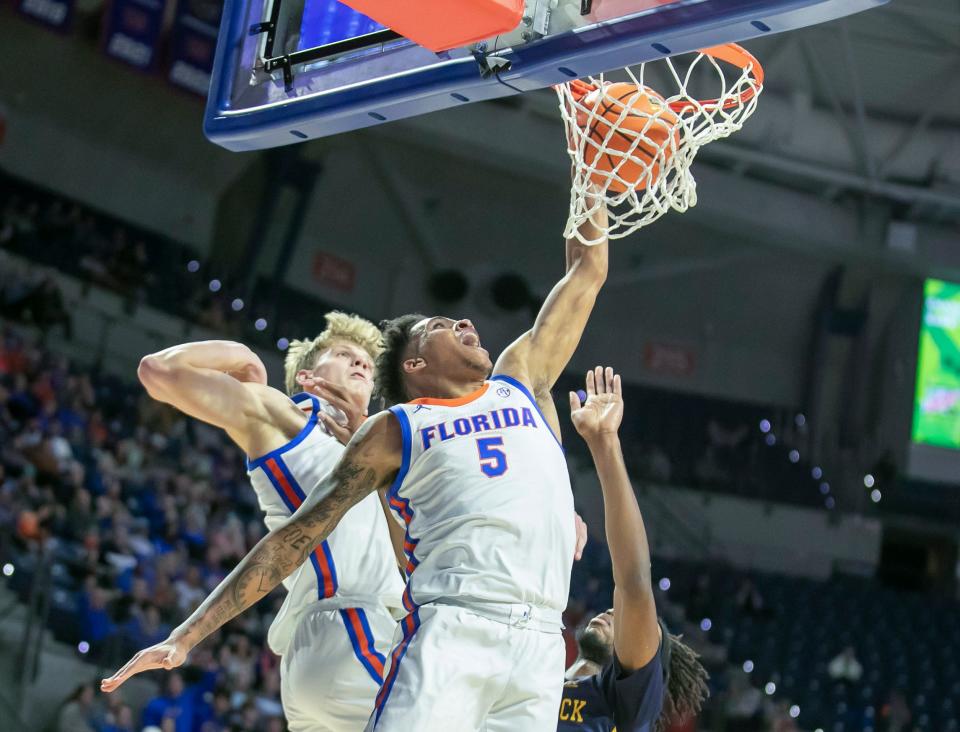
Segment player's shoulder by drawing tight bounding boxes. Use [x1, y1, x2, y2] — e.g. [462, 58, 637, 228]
[272, 387, 323, 428]
[243, 382, 305, 417]
[597, 651, 666, 729]
[563, 670, 606, 694]
[334, 409, 404, 480]
[562, 672, 613, 721]
[237, 386, 316, 459]
[351, 409, 404, 449]
[491, 330, 535, 388]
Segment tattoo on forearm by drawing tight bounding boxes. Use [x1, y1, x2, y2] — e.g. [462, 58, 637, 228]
[231, 562, 283, 611]
[183, 455, 382, 644]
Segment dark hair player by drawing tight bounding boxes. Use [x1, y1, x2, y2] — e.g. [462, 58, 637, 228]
[559, 366, 709, 732]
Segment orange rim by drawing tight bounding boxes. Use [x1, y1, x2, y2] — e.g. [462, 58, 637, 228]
[667, 43, 764, 114]
[565, 43, 764, 114]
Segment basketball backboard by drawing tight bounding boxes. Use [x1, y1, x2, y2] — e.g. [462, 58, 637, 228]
[204, 0, 889, 151]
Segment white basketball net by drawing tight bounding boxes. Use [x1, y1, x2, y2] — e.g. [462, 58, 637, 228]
[557, 45, 764, 245]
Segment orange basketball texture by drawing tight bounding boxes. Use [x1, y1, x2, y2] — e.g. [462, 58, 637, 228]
[574, 83, 680, 193]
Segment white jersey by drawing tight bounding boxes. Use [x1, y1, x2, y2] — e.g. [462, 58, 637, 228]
[386, 375, 575, 617]
[247, 393, 404, 655]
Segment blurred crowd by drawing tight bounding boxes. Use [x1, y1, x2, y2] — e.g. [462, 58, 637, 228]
[0, 170, 945, 731]
[0, 172, 330, 348]
[0, 326, 291, 731]
[0, 325, 822, 732]
[553, 370, 829, 512]
[0, 251, 72, 340]
[2, 170, 861, 515]
[1, 322, 950, 732]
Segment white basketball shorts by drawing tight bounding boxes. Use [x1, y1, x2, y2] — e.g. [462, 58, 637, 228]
[366, 603, 566, 732]
[281, 602, 398, 732]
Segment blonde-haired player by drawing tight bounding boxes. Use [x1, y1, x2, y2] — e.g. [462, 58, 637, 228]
[136, 312, 403, 731]
[106, 190, 608, 731]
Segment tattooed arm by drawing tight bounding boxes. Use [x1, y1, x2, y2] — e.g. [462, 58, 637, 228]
[100, 411, 402, 692]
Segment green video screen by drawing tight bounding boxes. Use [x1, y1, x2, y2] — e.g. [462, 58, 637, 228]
[913, 278, 960, 449]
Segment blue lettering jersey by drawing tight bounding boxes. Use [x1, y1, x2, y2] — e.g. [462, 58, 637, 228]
[558, 647, 665, 732]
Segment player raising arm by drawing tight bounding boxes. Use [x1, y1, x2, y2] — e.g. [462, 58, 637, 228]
[103, 196, 608, 732]
[132, 313, 404, 731]
[559, 366, 709, 731]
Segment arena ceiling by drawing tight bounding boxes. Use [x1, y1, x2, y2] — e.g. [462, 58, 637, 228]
[322, 0, 956, 304]
[1, 0, 955, 411]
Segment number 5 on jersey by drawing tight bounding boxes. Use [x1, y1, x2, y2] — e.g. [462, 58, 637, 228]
[476, 437, 508, 477]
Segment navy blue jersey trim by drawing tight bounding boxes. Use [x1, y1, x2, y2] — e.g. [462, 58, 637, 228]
[246, 393, 321, 470]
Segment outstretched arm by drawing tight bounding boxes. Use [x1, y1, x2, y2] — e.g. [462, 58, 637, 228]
[137, 341, 292, 454]
[570, 366, 659, 671]
[100, 412, 402, 692]
[494, 196, 608, 416]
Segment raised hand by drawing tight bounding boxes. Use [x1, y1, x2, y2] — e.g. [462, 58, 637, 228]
[100, 637, 189, 693]
[299, 375, 367, 446]
[568, 366, 623, 442]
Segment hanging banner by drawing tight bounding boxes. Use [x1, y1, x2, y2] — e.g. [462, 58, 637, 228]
[312, 251, 356, 293]
[167, 0, 223, 96]
[17, 0, 74, 31]
[643, 341, 697, 378]
[102, 0, 167, 71]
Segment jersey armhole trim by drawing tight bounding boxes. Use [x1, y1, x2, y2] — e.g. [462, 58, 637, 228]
[489, 375, 564, 453]
[386, 407, 412, 500]
[245, 393, 321, 470]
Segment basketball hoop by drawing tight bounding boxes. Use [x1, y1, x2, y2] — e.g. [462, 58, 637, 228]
[557, 44, 764, 245]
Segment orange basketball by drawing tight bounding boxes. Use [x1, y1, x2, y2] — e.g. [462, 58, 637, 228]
[575, 83, 680, 193]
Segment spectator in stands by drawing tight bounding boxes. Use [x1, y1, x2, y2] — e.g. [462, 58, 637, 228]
[0, 328, 293, 727]
[101, 697, 136, 732]
[687, 572, 713, 621]
[694, 445, 729, 485]
[132, 604, 171, 647]
[0, 259, 71, 339]
[0, 195, 37, 241]
[706, 418, 748, 457]
[723, 671, 763, 732]
[31, 274, 72, 337]
[220, 632, 258, 693]
[638, 441, 673, 483]
[735, 578, 768, 618]
[1, 254, 956, 732]
[682, 622, 728, 670]
[201, 689, 235, 731]
[770, 700, 800, 732]
[109, 236, 152, 305]
[79, 580, 117, 654]
[828, 645, 863, 683]
[175, 564, 208, 613]
[878, 689, 912, 732]
[142, 672, 196, 732]
[56, 683, 97, 732]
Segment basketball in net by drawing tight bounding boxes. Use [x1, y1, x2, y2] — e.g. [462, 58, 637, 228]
[573, 82, 681, 194]
[558, 44, 764, 244]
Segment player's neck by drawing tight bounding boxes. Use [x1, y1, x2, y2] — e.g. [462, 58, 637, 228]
[565, 658, 602, 680]
[306, 385, 366, 413]
[408, 374, 487, 402]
